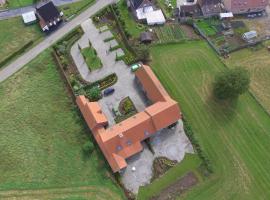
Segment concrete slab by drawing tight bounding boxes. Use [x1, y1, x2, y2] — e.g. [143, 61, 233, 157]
[99, 25, 109, 32]
[120, 143, 154, 194]
[109, 39, 119, 49]
[101, 30, 113, 40]
[115, 48, 125, 57]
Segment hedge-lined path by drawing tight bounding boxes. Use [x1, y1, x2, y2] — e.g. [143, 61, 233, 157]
[0, 0, 116, 83]
[0, 0, 81, 20]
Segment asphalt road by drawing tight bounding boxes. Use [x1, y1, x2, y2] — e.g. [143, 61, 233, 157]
[0, 0, 81, 20]
[0, 0, 116, 83]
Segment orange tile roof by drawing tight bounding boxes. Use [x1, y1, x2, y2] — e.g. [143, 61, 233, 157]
[76, 65, 181, 173]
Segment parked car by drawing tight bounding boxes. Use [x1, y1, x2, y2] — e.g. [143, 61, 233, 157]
[131, 63, 142, 72]
[103, 87, 115, 96]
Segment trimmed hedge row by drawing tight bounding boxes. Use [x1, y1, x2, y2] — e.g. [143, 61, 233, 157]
[182, 117, 213, 174]
[0, 40, 34, 68]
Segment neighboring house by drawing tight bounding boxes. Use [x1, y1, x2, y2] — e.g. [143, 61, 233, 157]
[127, 0, 166, 25]
[36, 1, 63, 32]
[197, 0, 223, 16]
[77, 65, 181, 173]
[223, 0, 268, 14]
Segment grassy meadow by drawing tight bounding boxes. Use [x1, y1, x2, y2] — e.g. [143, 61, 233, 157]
[146, 41, 270, 200]
[224, 45, 270, 113]
[0, 17, 43, 66]
[0, 50, 124, 199]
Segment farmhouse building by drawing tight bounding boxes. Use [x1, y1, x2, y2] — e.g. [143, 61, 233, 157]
[76, 65, 181, 173]
[36, 1, 63, 32]
[222, 0, 268, 14]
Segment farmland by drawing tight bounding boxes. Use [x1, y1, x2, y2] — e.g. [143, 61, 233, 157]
[0, 50, 124, 199]
[148, 41, 270, 199]
[224, 44, 270, 113]
[154, 24, 186, 43]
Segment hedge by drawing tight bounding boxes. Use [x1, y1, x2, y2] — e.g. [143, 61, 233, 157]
[0, 40, 34, 68]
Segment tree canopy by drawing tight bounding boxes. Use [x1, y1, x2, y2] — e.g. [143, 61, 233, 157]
[213, 67, 250, 100]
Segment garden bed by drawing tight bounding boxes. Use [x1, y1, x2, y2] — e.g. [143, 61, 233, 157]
[81, 46, 102, 71]
[114, 97, 137, 123]
[154, 24, 186, 44]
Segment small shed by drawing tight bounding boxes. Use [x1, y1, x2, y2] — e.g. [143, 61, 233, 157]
[22, 11, 37, 25]
[242, 31, 257, 41]
[140, 32, 153, 43]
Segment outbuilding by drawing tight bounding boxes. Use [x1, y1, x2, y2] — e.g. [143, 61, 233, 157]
[145, 9, 166, 25]
[242, 31, 257, 42]
[140, 32, 153, 44]
[22, 11, 37, 25]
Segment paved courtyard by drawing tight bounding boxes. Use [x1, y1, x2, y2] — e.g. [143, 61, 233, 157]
[71, 18, 194, 194]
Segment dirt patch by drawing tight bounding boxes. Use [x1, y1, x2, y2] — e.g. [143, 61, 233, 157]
[150, 172, 198, 200]
[180, 25, 200, 40]
[151, 157, 178, 181]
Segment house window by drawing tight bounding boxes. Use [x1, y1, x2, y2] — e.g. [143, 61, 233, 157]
[127, 140, 132, 146]
[116, 145, 122, 151]
[144, 131, 150, 137]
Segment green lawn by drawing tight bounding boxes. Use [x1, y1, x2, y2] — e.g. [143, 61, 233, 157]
[5, 0, 33, 8]
[60, 0, 96, 19]
[138, 154, 201, 200]
[148, 41, 270, 199]
[81, 46, 102, 71]
[156, 0, 176, 18]
[0, 17, 43, 67]
[0, 50, 124, 199]
[223, 45, 270, 113]
[117, 0, 143, 38]
[195, 20, 218, 36]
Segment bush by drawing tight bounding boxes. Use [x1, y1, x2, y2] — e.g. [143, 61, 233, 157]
[82, 141, 94, 154]
[213, 67, 250, 100]
[86, 86, 101, 101]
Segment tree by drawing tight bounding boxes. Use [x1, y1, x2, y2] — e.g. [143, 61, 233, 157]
[135, 45, 150, 62]
[82, 141, 94, 154]
[213, 67, 250, 100]
[86, 86, 101, 101]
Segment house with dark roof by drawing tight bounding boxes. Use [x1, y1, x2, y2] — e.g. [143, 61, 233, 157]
[197, 0, 223, 16]
[36, 1, 63, 32]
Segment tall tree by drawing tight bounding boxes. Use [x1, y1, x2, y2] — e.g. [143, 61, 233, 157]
[213, 67, 250, 100]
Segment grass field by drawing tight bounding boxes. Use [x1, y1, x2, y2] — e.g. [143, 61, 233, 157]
[60, 0, 96, 19]
[0, 17, 43, 66]
[195, 20, 218, 36]
[224, 46, 270, 113]
[148, 41, 270, 199]
[117, 0, 143, 38]
[0, 50, 124, 199]
[5, 0, 33, 8]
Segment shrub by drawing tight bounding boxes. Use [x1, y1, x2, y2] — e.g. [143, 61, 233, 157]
[82, 141, 94, 154]
[86, 86, 101, 101]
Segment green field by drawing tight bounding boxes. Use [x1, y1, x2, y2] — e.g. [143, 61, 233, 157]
[0, 50, 124, 199]
[195, 20, 218, 36]
[224, 46, 270, 113]
[5, 0, 33, 8]
[148, 41, 270, 199]
[0, 17, 43, 66]
[60, 0, 96, 19]
[117, 0, 143, 38]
